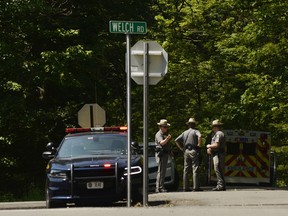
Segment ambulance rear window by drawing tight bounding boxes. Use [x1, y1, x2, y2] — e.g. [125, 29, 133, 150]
[243, 143, 256, 155]
[226, 142, 240, 155]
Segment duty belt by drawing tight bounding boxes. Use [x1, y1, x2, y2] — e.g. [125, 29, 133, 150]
[185, 144, 198, 150]
[212, 149, 225, 154]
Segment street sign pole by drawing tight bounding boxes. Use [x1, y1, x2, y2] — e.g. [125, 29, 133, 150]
[130, 40, 168, 206]
[143, 42, 149, 206]
[109, 21, 147, 207]
[89, 105, 94, 127]
[126, 34, 132, 207]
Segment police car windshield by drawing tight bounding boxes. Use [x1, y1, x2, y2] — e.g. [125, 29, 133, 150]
[57, 134, 127, 157]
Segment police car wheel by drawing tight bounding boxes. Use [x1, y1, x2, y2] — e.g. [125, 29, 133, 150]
[46, 188, 64, 208]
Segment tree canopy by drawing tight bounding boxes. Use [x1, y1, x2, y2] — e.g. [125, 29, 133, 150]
[0, 0, 287, 199]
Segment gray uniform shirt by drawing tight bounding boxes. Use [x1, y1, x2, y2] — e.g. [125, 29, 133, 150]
[175, 128, 201, 147]
[155, 130, 170, 151]
[211, 130, 226, 151]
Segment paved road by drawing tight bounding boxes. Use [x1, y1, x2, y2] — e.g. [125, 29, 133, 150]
[0, 205, 288, 216]
[149, 187, 288, 207]
[0, 187, 287, 216]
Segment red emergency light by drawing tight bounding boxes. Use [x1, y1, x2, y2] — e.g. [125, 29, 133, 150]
[65, 126, 128, 134]
[103, 163, 112, 168]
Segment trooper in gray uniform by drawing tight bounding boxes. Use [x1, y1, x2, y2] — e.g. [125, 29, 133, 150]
[175, 118, 202, 192]
[206, 119, 226, 191]
[155, 119, 172, 193]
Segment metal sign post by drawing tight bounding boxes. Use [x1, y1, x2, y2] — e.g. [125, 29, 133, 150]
[130, 40, 168, 206]
[126, 34, 132, 207]
[143, 42, 149, 206]
[109, 20, 147, 207]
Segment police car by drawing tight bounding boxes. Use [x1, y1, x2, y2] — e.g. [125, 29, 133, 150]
[42, 127, 143, 208]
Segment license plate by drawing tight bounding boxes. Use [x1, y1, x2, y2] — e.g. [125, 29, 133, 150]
[87, 181, 104, 189]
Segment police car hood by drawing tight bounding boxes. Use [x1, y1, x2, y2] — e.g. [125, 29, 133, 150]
[54, 155, 137, 168]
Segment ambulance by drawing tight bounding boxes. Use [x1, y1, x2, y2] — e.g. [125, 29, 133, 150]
[207, 130, 277, 186]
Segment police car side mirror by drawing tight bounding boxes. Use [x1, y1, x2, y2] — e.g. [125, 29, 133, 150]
[46, 142, 56, 151]
[43, 142, 57, 159]
[131, 141, 139, 149]
[42, 151, 55, 160]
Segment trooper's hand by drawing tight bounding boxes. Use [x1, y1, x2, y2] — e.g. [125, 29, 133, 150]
[167, 134, 172, 140]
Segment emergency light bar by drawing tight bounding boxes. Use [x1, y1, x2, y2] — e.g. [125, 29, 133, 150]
[66, 126, 128, 134]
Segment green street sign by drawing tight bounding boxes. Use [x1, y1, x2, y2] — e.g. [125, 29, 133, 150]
[109, 21, 147, 34]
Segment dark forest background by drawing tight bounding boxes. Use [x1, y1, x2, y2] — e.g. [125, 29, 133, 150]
[1, 0, 287, 200]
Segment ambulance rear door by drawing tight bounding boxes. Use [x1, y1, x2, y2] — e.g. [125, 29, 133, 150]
[255, 132, 271, 183]
[224, 130, 258, 184]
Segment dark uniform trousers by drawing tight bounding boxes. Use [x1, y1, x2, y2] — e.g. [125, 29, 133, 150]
[212, 151, 226, 189]
[183, 149, 200, 190]
[155, 152, 169, 190]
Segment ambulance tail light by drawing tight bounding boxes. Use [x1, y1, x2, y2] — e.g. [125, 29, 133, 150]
[66, 126, 128, 134]
[260, 133, 268, 145]
[260, 134, 268, 140]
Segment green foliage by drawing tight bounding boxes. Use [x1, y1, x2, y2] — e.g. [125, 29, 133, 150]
[0, 0, 154, 199]
[22, 184, 45, 201]
[148, 0, 288, 187]
[1, 0, 288, 200]
[272, 146, 288, 187]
